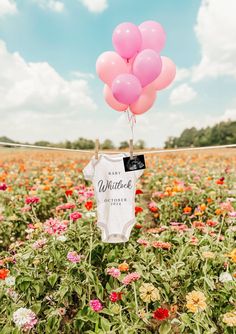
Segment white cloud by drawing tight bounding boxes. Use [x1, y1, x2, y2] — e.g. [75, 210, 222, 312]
[175, 68, 191, 82]
[0, 40, 97, 141]
[80, 0, 108, 13]
[193, 0, 236, 81]
[72, 70, 95, 79]
[169, 84, 197, 105]
[33, 0, 64, 13]
[0, 0, 17, 17]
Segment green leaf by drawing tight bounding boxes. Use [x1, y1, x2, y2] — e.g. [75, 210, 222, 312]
[100, 317, 111, 332]
[159, 322, 172, 334]
[59, 286, 69, 299]
[181, 313, 191, 326]
[31, 302, 41, 314]
[48, 273, 58, 287]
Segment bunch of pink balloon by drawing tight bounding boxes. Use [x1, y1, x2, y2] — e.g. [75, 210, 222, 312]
[96, 21, 176, 115]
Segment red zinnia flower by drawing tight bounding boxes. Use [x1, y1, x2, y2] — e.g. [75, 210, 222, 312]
[153, 308, 169, 321]
[85, 201, 93, 211]
[135, 206, 143, 215]
[65, 189, 73, 197]
[0, 183, 7, 191]
[0, 268, 9, 280]
[25, 196, 40, 205]
[216, 177, 224, 185]
[109, 291, 122, 302]
[135, 189, 143, 195]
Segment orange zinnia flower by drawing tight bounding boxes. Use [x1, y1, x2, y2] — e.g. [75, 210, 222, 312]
[118, 262, 129, 272]
[183, 206, 192, 214]
[0, 269, 9, 280]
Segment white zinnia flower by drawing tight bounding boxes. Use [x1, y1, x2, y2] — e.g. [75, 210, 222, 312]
[219, 272, 233, 283]
[5, 276, 15, 287]
[13, 308, 37, 330]
[56, 235, 67, 242]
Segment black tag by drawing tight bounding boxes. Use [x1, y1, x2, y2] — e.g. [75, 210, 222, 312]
[123, 155, 146, 172]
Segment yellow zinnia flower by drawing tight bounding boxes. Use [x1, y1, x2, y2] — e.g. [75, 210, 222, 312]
[228, 249, 236, 263]
[139, 283, 160, 303]
[223, 310, 236, 327]
[202, 251, 215, 259]
[186, 291, 207, 313]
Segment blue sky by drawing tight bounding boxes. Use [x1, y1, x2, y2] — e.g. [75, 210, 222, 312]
[0, 0, 235, 146]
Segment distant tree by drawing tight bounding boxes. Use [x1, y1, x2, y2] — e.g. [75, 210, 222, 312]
[65, 140, 72, 149]
[72, 137, 95, 150]
[134, 139, 145, 150]
[101, 139, 115, 150]
[34, 141, 51, 147]
[119, 141, 129, 149]
[0, 136, 15, 143]
[164, 120, 236, 148]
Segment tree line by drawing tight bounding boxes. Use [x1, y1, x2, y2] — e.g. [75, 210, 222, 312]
[0, 136, 146, 150]
[1, 120, 235, 150]
[164, 120, 236, 148]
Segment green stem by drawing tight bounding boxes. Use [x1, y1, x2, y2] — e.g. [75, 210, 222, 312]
[196, 320, 201, 334]
[89, 223, 93, 267]
[217, 213, 225, 243]
[133, 282, 139, 315]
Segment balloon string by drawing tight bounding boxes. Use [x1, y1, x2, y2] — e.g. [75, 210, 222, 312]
[126, 109, 136, 143]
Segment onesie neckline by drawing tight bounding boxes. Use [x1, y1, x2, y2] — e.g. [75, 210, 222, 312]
[98, 153, 128, 161]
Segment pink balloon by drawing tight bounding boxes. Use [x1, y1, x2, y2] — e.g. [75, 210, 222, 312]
[112, 74, 142, 105]
[153, 56, 176, 90]
[130, 85, 157, 115]
[112, 22, 142, 60]
[103, 85, 128, 111]
[96, 51, 129, 86]
[133, 49, 162, 87]
[139, 20, 166, 53]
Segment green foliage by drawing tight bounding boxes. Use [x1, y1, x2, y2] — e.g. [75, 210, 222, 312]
[101, 139, 114, 150]
[164, 120, 236, 148]
[0, 153, 235, 333]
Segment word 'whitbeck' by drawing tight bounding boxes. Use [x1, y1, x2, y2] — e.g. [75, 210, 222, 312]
[98, 179, 132, 192]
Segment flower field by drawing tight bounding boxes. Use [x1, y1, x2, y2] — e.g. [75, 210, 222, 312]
[0, 148, 235, 334]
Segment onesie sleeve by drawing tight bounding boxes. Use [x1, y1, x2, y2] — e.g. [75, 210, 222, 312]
[83, 159, 95, 181]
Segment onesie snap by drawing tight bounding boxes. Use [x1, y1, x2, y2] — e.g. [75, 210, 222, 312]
[83, 154, 143, 243]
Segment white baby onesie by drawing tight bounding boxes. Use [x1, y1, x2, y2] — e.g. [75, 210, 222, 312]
[83, 154, 143, 243]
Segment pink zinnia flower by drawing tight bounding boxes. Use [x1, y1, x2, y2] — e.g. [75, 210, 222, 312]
[25, 196, 40, 205]
[85, 190, 94, 198]
[89, 299, 103, 312]
[32, 238, 47, 249]
[190, 236, 199, 245]
[67, 251, 81, 263]
[137, 238, 149, 246]
[21, 205, 31, 212]
[122, 272, 141, 285]
[206, 220, 218, 227]
[0, 183, 7, 191]
[56, 203, 76, 211]
[69, 211, 82, 221]
[152, 241, 171, 250]
[107, 267, 121, 278]
[43, 218, 68, 235]
[229, 211, 236, 218]
[220, 201, 234, 212]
